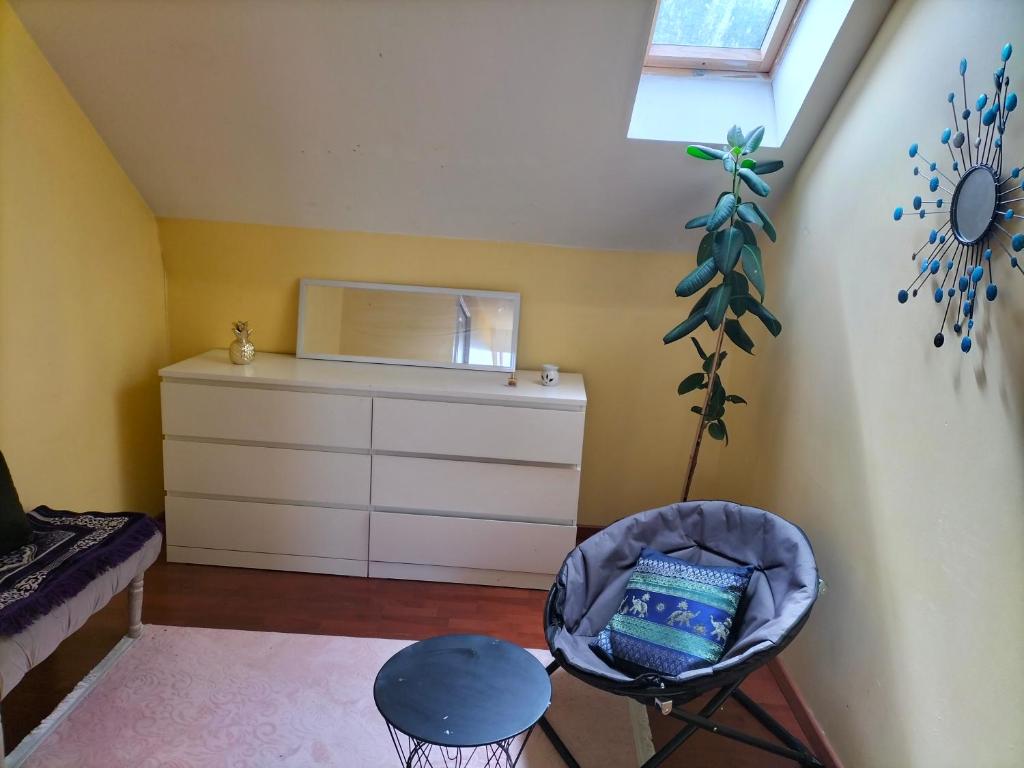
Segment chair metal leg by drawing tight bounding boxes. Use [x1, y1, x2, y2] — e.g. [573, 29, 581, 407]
[731, 686, 821, 762]
[539, 659, 822, 768]
[667, 705, 823, 766]
[538, 660, 582, 768]
[640, 680, 742, 768]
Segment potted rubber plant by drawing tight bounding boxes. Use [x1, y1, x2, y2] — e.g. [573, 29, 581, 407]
[664, 125, 784, 500]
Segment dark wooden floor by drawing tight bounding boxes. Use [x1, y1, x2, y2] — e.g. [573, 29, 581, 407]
[4, 553, 816, 766]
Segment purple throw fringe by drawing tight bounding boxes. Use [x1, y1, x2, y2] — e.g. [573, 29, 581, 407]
[0, 507, 161, 636]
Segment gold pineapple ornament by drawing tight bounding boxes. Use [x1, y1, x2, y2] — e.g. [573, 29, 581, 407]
[229, 321, 255, 365]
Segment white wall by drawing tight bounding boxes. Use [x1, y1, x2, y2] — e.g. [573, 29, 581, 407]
[708, 1, 1024, 765]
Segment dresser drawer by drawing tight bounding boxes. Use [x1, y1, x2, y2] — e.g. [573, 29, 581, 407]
[163, 440, 370, 506]
[371, 397, 584, 464]
[161, 382, 371, 449]
[369, 511, 576, 574]
[370, 454, 579, 523]
[166, 497, 368, 560]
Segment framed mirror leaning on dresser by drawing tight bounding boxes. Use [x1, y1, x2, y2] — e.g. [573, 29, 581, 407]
[296, 279, 520, 372]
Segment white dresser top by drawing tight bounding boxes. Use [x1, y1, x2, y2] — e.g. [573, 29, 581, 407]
[160, 350, 587, 410]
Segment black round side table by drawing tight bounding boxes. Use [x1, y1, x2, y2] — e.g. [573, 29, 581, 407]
[374, 634, 552, 768]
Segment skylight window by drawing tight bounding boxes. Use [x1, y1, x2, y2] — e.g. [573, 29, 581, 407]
[646, 0, 802, 74]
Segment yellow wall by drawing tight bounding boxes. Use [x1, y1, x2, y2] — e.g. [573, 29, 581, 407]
[720, 1, 1024, 765]
[158, 218, 758, 526]
[0, 0, 167, 513]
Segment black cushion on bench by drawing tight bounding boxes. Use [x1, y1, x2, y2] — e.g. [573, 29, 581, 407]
[0, 451, 32, 557]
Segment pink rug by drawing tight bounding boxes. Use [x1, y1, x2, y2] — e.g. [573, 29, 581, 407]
[22, 626, 648, 767]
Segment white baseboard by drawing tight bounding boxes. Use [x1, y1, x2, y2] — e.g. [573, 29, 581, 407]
[368, 561, 554, 589]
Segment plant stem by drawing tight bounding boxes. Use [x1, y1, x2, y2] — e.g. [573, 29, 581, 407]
[680, 319, 726, 501]
[680, 148, 740, 502]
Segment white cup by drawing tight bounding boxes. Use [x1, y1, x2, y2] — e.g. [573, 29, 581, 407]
[540, 364, 560, 386]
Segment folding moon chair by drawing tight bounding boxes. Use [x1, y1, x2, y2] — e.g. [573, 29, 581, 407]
[541, 500, 824, 767]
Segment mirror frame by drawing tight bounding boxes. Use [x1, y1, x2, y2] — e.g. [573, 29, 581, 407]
[296, 278, 521, 372]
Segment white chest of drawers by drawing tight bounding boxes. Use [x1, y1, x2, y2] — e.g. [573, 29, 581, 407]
[159, 350, 586, 589]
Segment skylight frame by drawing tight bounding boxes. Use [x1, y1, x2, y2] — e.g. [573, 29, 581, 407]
[644, 0, 803, 74]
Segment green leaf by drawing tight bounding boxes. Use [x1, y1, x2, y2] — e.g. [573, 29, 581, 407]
[723, 270, 749, 297]
[707, 421, 726, 441]
[690, 405, 704, 415]
[677, 372, 705, 395]
[691, 336, 708, 360]
[707, 376, 726, 420]
[737, 202, 778, 245]
[702, 350, 728, 373]
[745, 300, 783, 336]
[706, 193, 737, 232]
[685, 213, 711, 230]
[687, 287, 713, 318]
[736, 202, 760, 226]
[696, 232, 714, 264]
[737, 201, 777, 243]
[704, 283, 732, 331]
[752, 159, 784, 175]
[725, 394, 747, 404]
[740, 242, 765, 299]
[712, 227, 743, 273]
[663, 312, 705, 345]
[742, 126, 765, 154]
[724, 318, 755, 354]
[740, 158, 757, 170]
[752, 202, 777, 242]
[722, 155, 736, 173]
[732, 295, 754, 313]
[734, 219, 758, 246]
[727, 125, 744, 148]
[738, 168, 771, 197]
[687, 145, 726, 161]
[675, 259, 717, 297]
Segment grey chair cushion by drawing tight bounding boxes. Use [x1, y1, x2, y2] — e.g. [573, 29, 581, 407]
[547, 501, 818, 689]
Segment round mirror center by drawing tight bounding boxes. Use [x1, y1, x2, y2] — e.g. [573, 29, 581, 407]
[951, 165, 997, 244]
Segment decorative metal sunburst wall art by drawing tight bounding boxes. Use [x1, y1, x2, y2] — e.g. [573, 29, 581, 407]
[893, 43, 1021, 353]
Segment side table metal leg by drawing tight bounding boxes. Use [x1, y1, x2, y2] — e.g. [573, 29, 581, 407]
[405, 739, 430, 768]
[385, 724, 540, 768]
[537, 715, 581, 768]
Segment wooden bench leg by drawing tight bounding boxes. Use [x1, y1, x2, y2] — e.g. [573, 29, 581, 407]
[128, 575, 144, 639]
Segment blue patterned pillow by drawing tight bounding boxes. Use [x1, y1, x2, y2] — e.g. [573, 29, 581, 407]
[593, 547, 753, 677]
